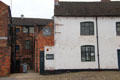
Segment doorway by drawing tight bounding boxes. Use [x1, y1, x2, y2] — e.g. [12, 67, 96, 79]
[40, 51, 44, 74]
[117, 49, 120, 70]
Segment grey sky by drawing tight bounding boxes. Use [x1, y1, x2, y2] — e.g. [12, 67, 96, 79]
[1, 0, 120, 19]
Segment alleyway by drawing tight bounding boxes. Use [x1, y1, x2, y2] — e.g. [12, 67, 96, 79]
[0, 71, 120, 80]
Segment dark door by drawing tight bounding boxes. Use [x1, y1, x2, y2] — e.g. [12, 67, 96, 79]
[16, 60, 20, 73]
[118, 50, 120, 70]
[40, 51, 44, 74]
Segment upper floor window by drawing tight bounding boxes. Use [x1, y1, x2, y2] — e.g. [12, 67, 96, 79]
[25, 40, 31, 49]
[42, 27, 52, 36]
[23, 27, 29, 33]
[80, 22, 94, 35]
[116, 22, 120, 35]
[81, 45, 95, 62]
[16, 28, 20, 33]
[16, 45, 20, 51]
[23, 27, 34, 33]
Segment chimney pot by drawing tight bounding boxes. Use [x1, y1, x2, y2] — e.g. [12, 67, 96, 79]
[101, 0, 110, 2]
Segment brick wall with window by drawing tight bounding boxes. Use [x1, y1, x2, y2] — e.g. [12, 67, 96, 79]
[35, 22, 54, 72]
[15, 26, 36, 71]
[0, 1, 11, 76]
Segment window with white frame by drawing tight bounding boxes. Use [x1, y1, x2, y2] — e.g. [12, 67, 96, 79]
[81, 45, 95, 62]
[23, 27, 28, 33]
[29, 27, 34, 33]
[80, 22, 94, 35]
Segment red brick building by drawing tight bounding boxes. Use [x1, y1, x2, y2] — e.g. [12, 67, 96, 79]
[0, 1, 12, 76]
[35, 22, 54, 72]
[0, 1, 54, 75]
[12, 17, 53, 73]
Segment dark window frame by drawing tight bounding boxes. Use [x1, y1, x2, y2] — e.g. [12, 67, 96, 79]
[116, 22, 120, 36]
[16, 45, 20, 51]
[80, 22, 94, 35]
[81, 45, 95, 62]
[25, 40, 31, 49]
[16, 28, 20, 33]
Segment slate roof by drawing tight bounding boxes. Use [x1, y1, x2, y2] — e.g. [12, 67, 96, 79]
[55, 2, 120, 17]
[12, 17, 53, 26]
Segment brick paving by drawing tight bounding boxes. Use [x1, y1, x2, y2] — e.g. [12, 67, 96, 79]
[0, 71, 120, 80]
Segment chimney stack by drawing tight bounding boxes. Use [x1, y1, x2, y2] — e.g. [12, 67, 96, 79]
[21, 14, 24, 19]
[101, 0, 110, 2]
[55, 0, 59, 5]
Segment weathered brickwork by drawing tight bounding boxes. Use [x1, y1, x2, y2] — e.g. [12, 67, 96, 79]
[0, 1, 11, 76]
[35, 22, 54, 72]
[12, 17, 53, 73]
[0, 47, 11, 76]
[12, 25, 37, 72]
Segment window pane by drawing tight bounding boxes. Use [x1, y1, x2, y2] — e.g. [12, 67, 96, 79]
[16, 45, 20, 51]
[25, 40, 31, 49]
[116, 22, 120, 35]
[23, 27, 28, 33]
[89, 23, 94, 35]
[42, 27, 51, 36]
[29, 27, 34, 33]
[16, 28, 20, 33]
[81, 46, 86, 61]
[86, 52, 91, 61]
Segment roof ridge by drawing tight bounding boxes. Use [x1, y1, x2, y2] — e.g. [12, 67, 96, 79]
[12, 17, 52, 20]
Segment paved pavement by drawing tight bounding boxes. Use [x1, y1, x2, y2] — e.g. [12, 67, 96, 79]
[0, 71, 120, 80]
[0, 78, 16, 80]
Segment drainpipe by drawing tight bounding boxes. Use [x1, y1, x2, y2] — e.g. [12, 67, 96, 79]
[96, 17, 100, 70]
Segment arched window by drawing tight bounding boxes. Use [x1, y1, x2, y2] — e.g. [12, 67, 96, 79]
[81, 45, 95, 62]
[80, 22, 94, 35]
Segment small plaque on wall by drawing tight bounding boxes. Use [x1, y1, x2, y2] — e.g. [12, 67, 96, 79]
[46, 54, 54, 60]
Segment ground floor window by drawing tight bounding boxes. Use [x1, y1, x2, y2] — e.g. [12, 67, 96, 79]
[25, 40, 31, 49]
[81, 45, 95, 62]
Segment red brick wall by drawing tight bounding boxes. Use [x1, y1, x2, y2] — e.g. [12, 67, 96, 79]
[0, 1, 11, 76]
[15, 26, 37, 71]
[0, 47, 11, 76]
[35, 22, 54, 72]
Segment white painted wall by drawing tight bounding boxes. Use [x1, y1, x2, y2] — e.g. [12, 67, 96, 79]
[45, 17, 120, 70]
[44, 46, 55, 70]
[98, 17, 120, 69]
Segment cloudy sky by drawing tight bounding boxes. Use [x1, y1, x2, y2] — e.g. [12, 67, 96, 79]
[1, 0, 120, 19]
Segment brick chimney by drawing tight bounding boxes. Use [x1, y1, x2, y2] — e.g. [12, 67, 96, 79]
[55, 0, 59, 5]
[21, 14, 24, 19]
[101, 0, 110, 2]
